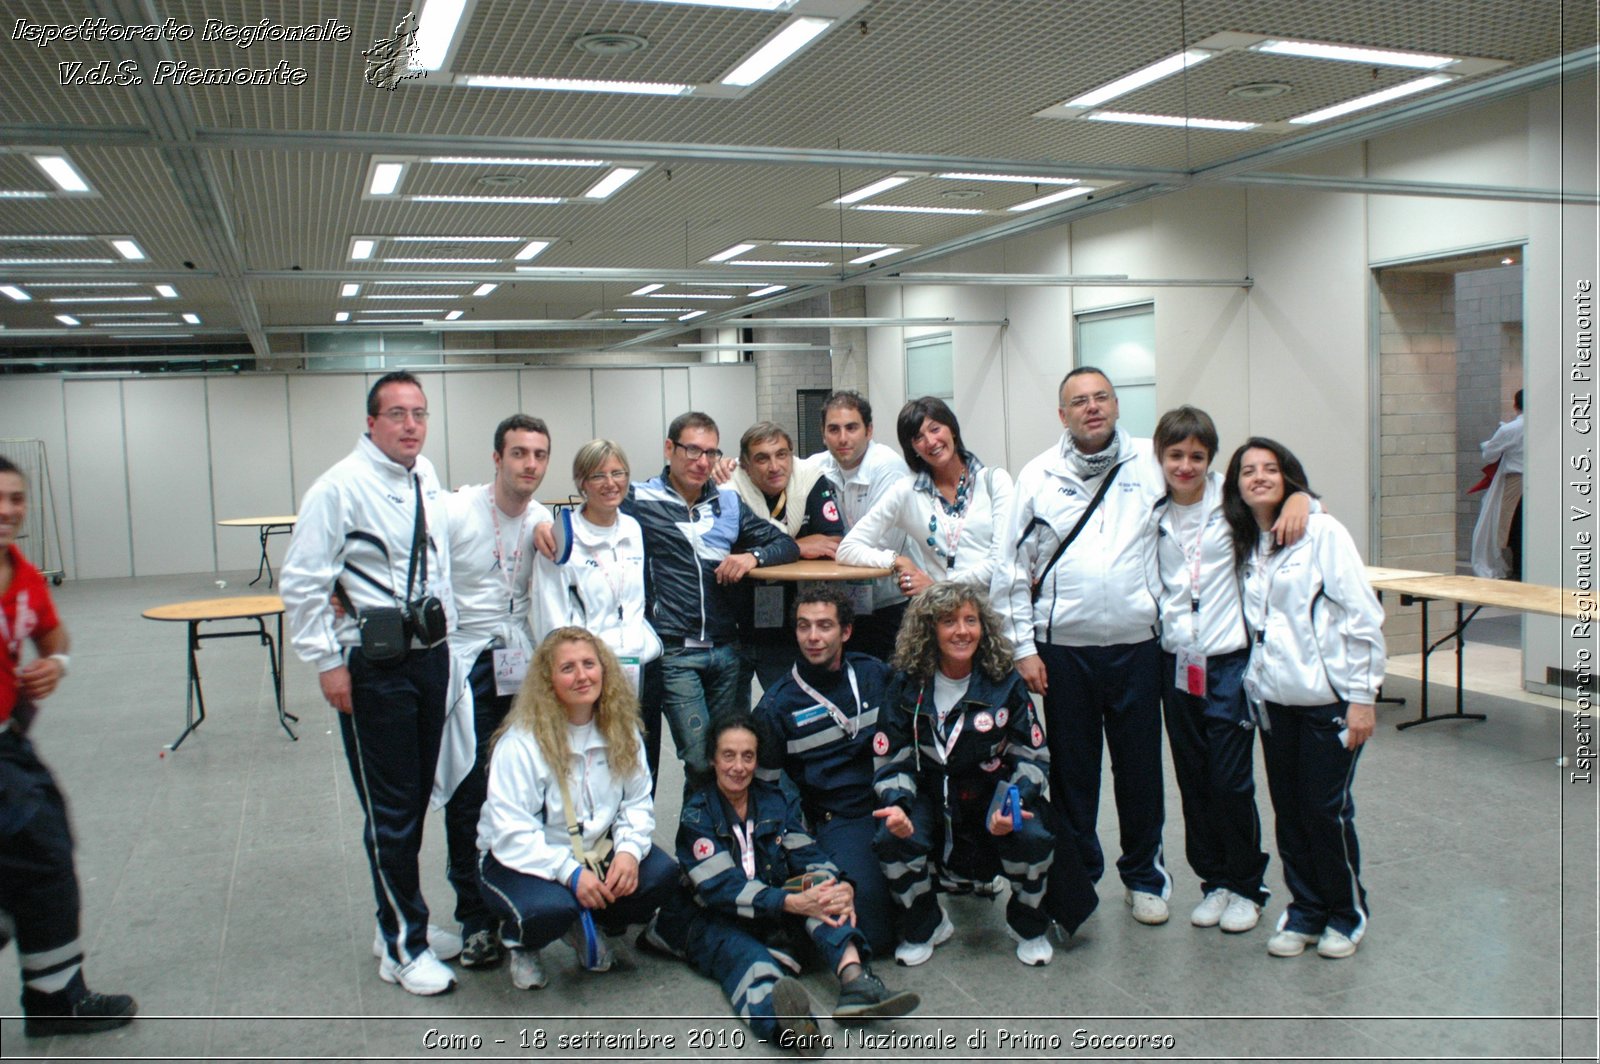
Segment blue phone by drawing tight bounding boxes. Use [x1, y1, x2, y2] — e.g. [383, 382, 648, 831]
[1004, 785, 1022, 823]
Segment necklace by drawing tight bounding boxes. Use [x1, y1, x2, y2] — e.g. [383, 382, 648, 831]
[926, 467, 970, 568]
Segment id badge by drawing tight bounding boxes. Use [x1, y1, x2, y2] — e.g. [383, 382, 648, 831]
[619, 656, 641, 696]
[493, 647, 529, 696]
[753, 584, 785, 629]
[846, 580, 876, 616]
[1176, 648, 1207, 697]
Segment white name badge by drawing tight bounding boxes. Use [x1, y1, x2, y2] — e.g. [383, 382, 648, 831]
[1176, 647, 1207, 698]
[493, 647, 530, 696]
[846, 580, 876, 616]
[753, 584, 785, 629]
[619, 656, 641, 695]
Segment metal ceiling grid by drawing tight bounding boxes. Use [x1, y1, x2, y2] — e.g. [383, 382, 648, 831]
[0, 155, 50, 190]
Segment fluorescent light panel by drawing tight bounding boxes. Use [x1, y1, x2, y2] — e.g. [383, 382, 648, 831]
[350, 239, 376, 260]
[428, 156, 606, 167]
[472, 283, 498, 297]
[583, 168, 642, 199]
[0, 191, 48, 199]
[445, 310, 464, 320]
[1065, 48, 1216, 109]
[632, 283, 664, 296]
[616, 307, 692, 312]
[855, 204, 986, 216]
[849, 247, 903, 264]
[410, 194, 561, 204]
[49, 296, 154, 303]
[155, 285, 178, 298]
[720, 16, 832, 87]
[748, 285, 787, 297]
[368, 293, 461, 299]
[383, 257, 500, 263]
[413, 0, 468, 71]
[728, 259, 832, 267]
[55, 314, 79, 325]
[369, 162, 405, 195]
[32, 154, 90, 192]
[1290, 75, 1452, 124]
[460, 75, 692, 95]
[1253, 38, 1455, 69]
[514, 240, 552, 261]
[776, 240, 892, 249]
[181, 313, 200, 324]
[679, 310, 707, 321]
[0, 285, 30, 302]
[1009, 186, 1095, 211]
[936, 173, 1078, 185]
[335, 312, 350, 322]
[627, 0, 793, 9]
[834, 175, 912, 204]
[112, 239, 145, 260]
[341, 283, 360, 297]
[0, 258, 113, 264]
[709, 243, 757, 263]
[390, 236, 522, 242]
[653, 293, 734, 300]
[1086, 111, 1258, 131]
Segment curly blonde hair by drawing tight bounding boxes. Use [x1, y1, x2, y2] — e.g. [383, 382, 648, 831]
[892, 582, 1014, 683]
[492, 627, 643, 780]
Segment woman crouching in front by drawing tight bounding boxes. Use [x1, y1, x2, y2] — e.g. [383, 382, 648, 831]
[676, 714, 919, 1056]
[476, 627, 679, 989]
[1223, 439, 1387, 960]
[872, 583, 1098, 968]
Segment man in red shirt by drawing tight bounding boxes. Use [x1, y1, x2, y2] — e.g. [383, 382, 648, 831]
[0, 454, 136, 1036]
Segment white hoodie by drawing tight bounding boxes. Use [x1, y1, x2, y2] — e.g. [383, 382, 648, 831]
[1241, 514, 1387, 706]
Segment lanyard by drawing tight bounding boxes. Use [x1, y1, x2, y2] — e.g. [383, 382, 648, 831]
[919, 682, 966, 765]
[489, 497, 527, 613]
[789, 663, 862, 739]
[1247, 533, 1285, 645]
[581, 526, 628, 623]
[729, 819, 758, 879]
[1179, 505, 1207, 648]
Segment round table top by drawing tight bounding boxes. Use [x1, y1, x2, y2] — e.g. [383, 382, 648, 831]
[217, 516, 298, 527]
[751, 560, 892, 582]
[142, 595, 285, 622]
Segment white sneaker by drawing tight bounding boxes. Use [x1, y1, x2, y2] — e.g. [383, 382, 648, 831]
[1125, 890, 1170, 925]
[1267, 929, 1318, 957]
[377, 948, 456, 995]
[893, 907, 954, 967]
[508, 947, 548, 990]
[1316, 928, 1358, 958]
[1014, 934, 1053, 966]
[1190, 889, 1230, 927]
[1220, 894, 1261, 933]
[372, 923, 463, 961]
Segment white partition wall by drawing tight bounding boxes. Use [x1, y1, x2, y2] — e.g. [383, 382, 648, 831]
[687, 364, 757, 451]
[519, 369, 595, 499]
[62, 380, 132, 579]
[0, 378, 73, 574]
[593, 369, 671, 483]
[123, 378, 216, 576]
[208, 377, 295, 571]
[442, 370, 519, 491]
[288, 375, 369, 504]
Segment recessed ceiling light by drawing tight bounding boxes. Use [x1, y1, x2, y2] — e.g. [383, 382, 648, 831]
[477, 174, 525, 188]
[515, 240, 552, 261]
[445, 310, 464, 320]
[1063, 48, 1217, 109]
[0, 191, 49, 199]
[1086, 111, 1259, 131]
[834, 175, 914, 205]
[112, 239, 146, 260]
[582, 168, 642, 199]
[709, 243, 758, 262]
[31, 154, 91, 193]
[616, 306, 692, 312]
[182, 313, 201, 324]
[849, 248, 903, 264]
[155, 284, 179, 298]
[411, 194, 562, 204]
[679, 310, 707, 321]
[341, 283, 360, 297]
[1501, 256, 1516, 265]
[748, 285, 787, 297]
[726, 260, 832, 267]
[623, 316, 668, 322]
[413, 0, 469, 70]
[1228, 82, 1292, 100]
[1289, 75, 1451, 124]
[935, 173, 1079, 185]
[473, 283, 498, 297]
[854, 204, 987, 216]
[574, 31, 649, 56]
[0, 285, 30, 301]
[48, 295, 155, 303]
[1252, 38, 1455, 70]
[459, 75, 693, 95]
[335, 312, 350, 322]
[369, 293, 461, 299]
[655, 293, 736, 300]
[775, 240, 894, 249]
[940, 189, 983, 200]
[632, 283, 664, 295]
[1009, 187, 1095, 211]
[632, 0, 794, 9]
[369, 162, 405, 195]
[361, 308, 447, 314]
[720, 16, 833, 87]
[0, 258, 113, 264]
[429, 156, 607, 167]
[55, 314, 79, 326]
[350, 239, 376, 260]
[382, 257, 500, 264]
[390, 235, 523, 242]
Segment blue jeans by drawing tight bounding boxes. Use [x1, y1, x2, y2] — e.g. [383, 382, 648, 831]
[647, 642, 748, 794]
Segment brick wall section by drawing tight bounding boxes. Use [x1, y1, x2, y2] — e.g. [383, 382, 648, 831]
[751, 292, 832, 447]
[1453, 265, 1524, 563]
[829, 287, 869, 396]
[1377, 271, 1457, 642]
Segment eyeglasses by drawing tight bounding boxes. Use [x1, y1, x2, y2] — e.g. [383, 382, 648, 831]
[583, 469, 629, 485]
[377, 407, 430, 423]
[1064, 390, 1113, 410]
[671, 441, 723, 462]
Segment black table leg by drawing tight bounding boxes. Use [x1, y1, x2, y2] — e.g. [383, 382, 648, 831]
[1396, 595, 1487, 730]
[169, 621, 207, 750]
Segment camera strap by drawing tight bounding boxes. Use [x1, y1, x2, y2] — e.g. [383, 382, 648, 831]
[1030, 461, 1121, 604]
[402, 472, 426, 604]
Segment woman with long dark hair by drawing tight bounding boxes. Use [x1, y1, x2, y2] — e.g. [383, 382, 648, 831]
[1222, 438, 1386, 960]
[872, 583, 1097, 967]
[476, 628, 677, 990]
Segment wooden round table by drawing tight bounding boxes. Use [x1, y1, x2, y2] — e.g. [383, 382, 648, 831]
[217, 515, 297, 588]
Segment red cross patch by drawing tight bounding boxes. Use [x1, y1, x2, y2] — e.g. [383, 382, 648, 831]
[872, 731, 889, 756]
[692, 838, 715, 861]
[822, 499, 840, 523]
[973, 711, 994, 733]
[1030, 723, 1044, 748]
[995, 707, 1009, 728]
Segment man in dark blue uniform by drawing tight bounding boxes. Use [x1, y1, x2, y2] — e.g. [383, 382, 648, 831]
[752, 586, 896, 956]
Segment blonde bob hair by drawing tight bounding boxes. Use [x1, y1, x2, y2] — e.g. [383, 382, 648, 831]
[573, 438, 630, 494]
[891, 582, 1014, 684]
[493, 627, 643, 780]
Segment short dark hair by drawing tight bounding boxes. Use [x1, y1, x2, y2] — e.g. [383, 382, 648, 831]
[1153, 405, 1220, 462]
[705, 710, 762, 767]
[0, 455, 19, 478]
[896, 397, 966, 478]
[740, 421, 793, 461]
[494, 414, 549, 455]
[822, 390, 872, 428]
[1221, 437, 1317, 569]
[796, 585, 854, 630]
[367, 371, 424, 417]
[668, 411, 719, 443]
[1514, 389, 1524, 412]
[1058, 365, 1114, 406]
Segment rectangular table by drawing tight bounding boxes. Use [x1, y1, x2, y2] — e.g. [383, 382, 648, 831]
[1366, 570, 1569, 729]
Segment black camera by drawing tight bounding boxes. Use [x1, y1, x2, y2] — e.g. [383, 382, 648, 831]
[408, 596, 448, 647]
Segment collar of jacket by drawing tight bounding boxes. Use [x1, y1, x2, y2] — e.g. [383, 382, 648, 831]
[912, 449, 984, 497]
[357, 433, 420, 480]
[650, 467, 720, 509]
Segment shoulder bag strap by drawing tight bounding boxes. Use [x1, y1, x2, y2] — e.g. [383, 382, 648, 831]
[1031, 461, 1122, 603]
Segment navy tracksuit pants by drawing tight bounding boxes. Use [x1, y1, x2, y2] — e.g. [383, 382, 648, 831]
[813, 812, 896, 957]
[1036, 639, 1169, 895]
[477, 848, 679, 950]
[341, 643, 450, 965]
[444, 649, 514, 938]
[1161, 648, 1270, 906]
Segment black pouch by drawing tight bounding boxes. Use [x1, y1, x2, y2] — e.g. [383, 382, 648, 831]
[357, 606, 410, 667]
[408, 595, 448, 647]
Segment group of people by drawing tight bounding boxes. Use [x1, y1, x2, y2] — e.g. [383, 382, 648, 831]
[0, 363, 1388, 1047]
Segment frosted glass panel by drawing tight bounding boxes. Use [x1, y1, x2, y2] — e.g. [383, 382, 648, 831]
[905, 335, 954, 399]
[1077, 310, 1154, 384]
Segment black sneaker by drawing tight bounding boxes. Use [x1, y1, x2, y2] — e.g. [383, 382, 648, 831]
[771, 976, 825, 1057]
[832, 970, 920, 1023]
[459, 929, 505, 970]
[25, 991, 138, 1037]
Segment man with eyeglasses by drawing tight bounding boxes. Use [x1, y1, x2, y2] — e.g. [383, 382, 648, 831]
[991, 367, 1175, 927]
[282, 371, 460, 995]
[436, 414, 553, 972]
[627, 412, 799, 793]
[729, 421, 845, 690]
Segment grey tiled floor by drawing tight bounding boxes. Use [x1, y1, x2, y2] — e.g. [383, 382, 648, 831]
[0, 571, 1594, 1062]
